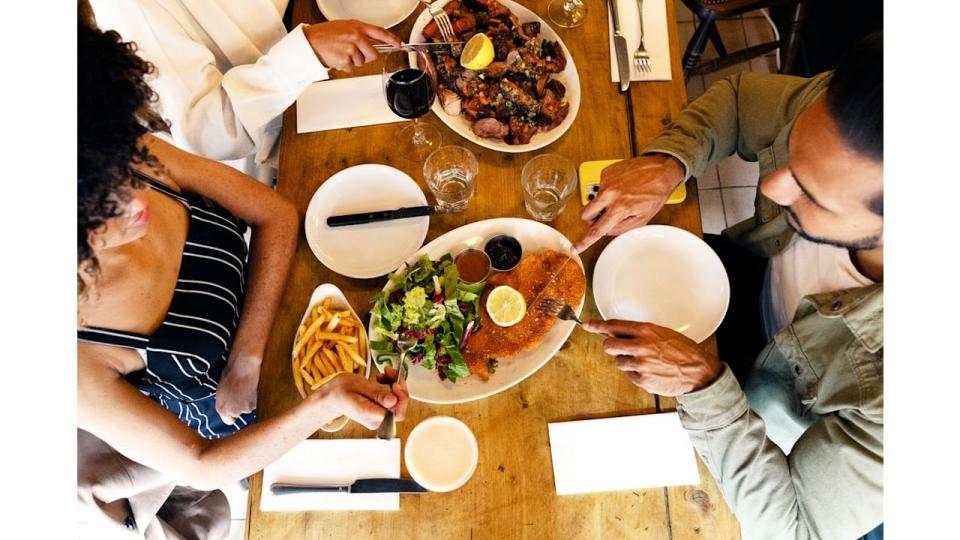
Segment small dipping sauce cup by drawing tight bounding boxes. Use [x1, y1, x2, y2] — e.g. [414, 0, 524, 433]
[404, 416, 479, 492]
[484, 235, 523, 272]
[454, 248, 491, 284]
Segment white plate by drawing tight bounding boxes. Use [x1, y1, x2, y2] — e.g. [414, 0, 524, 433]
[304, 164, 429, 279]
[369, 218, 584, 404]
[316, 0, 419, 29]
[292, 283, 373, 431]
[409, 0, 581, 153]
[593, 225, 730, 344]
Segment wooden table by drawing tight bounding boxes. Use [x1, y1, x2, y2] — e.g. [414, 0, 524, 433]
[247, 1, 742, 538]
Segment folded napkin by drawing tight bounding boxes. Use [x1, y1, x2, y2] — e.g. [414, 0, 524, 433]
[607, 0, 673, 82]
[548, 412, 698, 495]
[260, 438, 401, 512]
[296, 75, 404, 134]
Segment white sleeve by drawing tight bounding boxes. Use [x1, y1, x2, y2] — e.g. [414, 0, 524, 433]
[89, 1, 329, 163]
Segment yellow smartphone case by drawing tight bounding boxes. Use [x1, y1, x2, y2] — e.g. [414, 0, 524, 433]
[578, 159, 686, 207]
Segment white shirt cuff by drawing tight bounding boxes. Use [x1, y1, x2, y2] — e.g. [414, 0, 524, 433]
[269, 23, 330, 85]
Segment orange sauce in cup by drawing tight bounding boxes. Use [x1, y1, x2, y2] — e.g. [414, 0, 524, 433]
[455, 249, 491, 283]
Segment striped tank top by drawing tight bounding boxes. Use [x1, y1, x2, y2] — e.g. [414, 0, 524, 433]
[78, 172, 255, 439]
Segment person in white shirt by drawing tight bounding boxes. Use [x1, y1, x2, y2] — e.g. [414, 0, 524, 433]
[86, 0, 401, 179]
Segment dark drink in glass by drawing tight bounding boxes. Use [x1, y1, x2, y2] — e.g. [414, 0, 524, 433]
[386, 68, 435, 119]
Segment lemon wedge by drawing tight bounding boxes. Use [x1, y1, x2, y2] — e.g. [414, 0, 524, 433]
[460, 33, 494, 70]
[486, 285, 526, 327]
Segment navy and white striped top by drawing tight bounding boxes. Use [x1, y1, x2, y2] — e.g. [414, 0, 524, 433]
[78, 172, 254, 439]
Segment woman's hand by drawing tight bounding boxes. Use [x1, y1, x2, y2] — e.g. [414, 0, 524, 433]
[316, 368, 410, 429]
[304, 20, 402, 73]
[583, 319, 721, 396]
[215, 353, 262, 425]
[573, 155, 686, 253]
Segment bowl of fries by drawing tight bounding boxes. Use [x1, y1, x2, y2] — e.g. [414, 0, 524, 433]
[292, 283, 370, 432]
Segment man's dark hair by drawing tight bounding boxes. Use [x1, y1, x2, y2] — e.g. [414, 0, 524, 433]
[826, 32, 883, 162]
[78, 19, 168, 296]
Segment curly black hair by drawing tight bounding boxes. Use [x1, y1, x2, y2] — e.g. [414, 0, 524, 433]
[78, 20, 168, 295]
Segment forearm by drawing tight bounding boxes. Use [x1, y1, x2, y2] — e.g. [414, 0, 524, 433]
[188, 393, 338, 490]
[229, 203, 298, 365]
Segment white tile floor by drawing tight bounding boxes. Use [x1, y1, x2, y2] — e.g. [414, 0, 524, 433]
[673, 0, 780, 234]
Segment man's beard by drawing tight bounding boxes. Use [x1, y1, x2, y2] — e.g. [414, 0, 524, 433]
[785, 207, 881, 250]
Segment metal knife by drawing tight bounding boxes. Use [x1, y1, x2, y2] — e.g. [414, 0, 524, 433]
[608, 0, 632, 92]
[326, 205, 450, 227]
[270, 478, 429, 496]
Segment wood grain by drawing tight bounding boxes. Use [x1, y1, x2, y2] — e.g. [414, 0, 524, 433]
[246, 1, 741, 538]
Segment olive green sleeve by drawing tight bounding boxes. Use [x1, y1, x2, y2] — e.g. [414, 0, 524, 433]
[641, 71, 832, 180]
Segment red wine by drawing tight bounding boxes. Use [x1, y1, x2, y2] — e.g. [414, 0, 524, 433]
[386, 68, 435, 119]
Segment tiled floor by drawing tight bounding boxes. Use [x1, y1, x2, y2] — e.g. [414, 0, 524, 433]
[674, 0, 779, 233]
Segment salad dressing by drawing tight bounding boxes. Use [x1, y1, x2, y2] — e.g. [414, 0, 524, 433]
[455, 249, 491, 283]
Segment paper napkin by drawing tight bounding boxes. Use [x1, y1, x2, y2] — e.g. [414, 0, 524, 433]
[260, 438, 401, 511]
[296, 75, 404, 134]
[548, 412, 699, 495]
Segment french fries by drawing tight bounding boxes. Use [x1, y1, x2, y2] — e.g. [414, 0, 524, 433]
[292, 300, 368, 398]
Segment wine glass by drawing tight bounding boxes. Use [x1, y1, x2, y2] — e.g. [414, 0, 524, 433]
[382, 48, 441, 161]
[548, 0, 588, 28]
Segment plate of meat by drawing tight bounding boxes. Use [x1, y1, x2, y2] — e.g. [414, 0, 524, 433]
[409, 0, 581, 152]
[368, 218, 586, 404]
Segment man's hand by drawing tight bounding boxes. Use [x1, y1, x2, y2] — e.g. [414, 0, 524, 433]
[573, 155, 685, 253]
[317, 368, 410, 430]
[304, 20, 402, 73]
[215, 354, 261, 425]
[583, 319, 721, 396]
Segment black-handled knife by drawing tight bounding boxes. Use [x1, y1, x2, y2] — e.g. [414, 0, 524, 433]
[270, 478, 429, 495]
[326, 206, 445, 228]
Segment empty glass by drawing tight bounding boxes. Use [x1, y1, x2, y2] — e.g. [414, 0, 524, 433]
[547, 0, 588, 29]
[521, 154, 577, 221]
[423, 146, 479, 212]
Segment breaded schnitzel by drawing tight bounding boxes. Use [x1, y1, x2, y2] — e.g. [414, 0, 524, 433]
[464, 250, 585, 380]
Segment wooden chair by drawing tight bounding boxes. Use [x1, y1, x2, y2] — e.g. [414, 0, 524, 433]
[680, 0, 807, 79]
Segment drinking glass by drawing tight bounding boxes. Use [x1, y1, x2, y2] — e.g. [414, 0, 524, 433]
[382, 49, 441, 160]
[521, 154, 577, 221]
[423, 146, 479, 212]
[547, 0, 588, 28]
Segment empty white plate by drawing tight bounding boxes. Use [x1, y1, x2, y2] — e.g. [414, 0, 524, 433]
[304, 164, 428, 279]
[316, 0, 419, 29]
[593, 225, 730, 343]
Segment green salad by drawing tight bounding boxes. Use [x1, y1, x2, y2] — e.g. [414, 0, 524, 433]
[370, 254, 486, 383]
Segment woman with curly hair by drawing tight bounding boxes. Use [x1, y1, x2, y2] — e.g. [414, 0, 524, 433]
[77, 20, 408, 536]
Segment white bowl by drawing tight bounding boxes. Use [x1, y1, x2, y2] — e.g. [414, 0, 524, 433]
[404, 416, 478, 492]
[592, 225, 730, 343]
[292, 283, 372, 432]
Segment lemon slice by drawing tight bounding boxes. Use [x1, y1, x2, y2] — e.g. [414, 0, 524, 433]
[460, 33, 494, 70]
[486, 285, 526, 327]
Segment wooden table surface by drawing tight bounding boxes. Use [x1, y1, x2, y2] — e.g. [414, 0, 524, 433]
[247, 1, 741, 538]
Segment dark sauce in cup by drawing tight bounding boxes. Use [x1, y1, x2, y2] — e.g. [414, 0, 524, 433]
[454, 249, 491, 284]
[484, 235, 523, 271]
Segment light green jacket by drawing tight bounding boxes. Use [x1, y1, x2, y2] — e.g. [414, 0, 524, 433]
[645, 72, 884, 539]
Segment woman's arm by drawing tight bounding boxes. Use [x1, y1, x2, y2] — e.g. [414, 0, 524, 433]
[79, 345, 408, 491]
[140, 135, 297, 424]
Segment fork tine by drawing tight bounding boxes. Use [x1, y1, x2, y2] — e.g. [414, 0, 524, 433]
[442, 16, 455, 42]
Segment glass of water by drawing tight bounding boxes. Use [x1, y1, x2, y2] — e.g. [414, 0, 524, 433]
[423, 146, 479, 212]
[521, 154, 577, 221]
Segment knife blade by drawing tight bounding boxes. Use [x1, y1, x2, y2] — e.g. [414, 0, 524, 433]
[326, 205, 445, 227]
[270, 478, 429, 496]
[608, 0, 632, 92]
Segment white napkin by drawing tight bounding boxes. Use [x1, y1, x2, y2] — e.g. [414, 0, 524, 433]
[296, 75, 404, 134]
[548, 412, 698, 495]
[260, 438, 401, 511]
[607, 0, 673, 82]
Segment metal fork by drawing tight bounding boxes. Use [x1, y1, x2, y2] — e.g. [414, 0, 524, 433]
[536, 298, 583, 325]
[375, 337, 416, 440]
[633, 0, 652, 73]
[422, 0, 455, 43]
